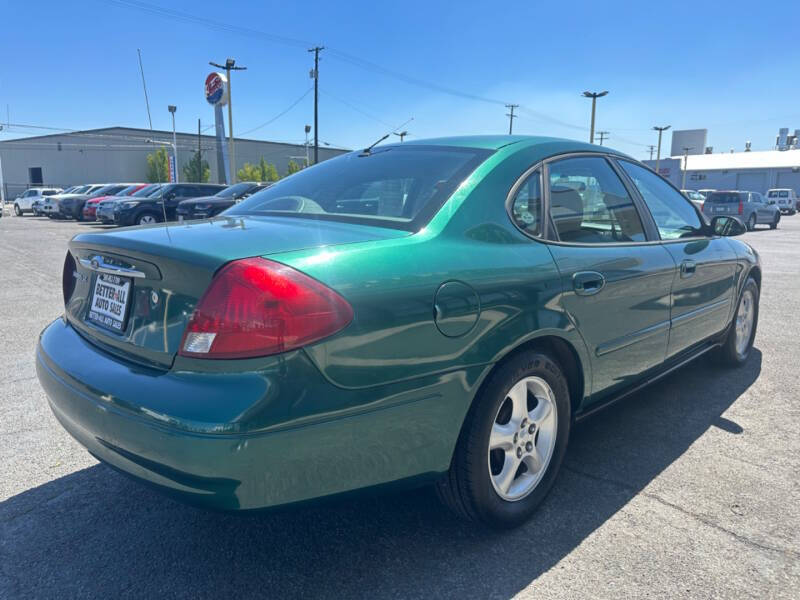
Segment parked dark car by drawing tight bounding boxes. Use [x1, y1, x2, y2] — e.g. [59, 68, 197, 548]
[45, 185, 106, 219]
[95, 184, 164, 224]
[83, 184, 147, 221]
[37, 136, 761, 529]
[175, 182, 270, 221]
[114, 183, 226, 226]
[59, 184, 133, 220]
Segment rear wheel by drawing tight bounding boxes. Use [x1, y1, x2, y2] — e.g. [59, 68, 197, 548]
[770, 213, 780, 229]
[715, 277, 759, 366]
[747, 213, 756, 231]
[436, 351, 570, 529]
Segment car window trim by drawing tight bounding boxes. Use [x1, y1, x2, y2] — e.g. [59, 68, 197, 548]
[504, 163, 545, 240]
[612, 156, 713, 242]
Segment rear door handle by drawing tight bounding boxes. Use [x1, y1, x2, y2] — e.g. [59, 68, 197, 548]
[680, 260, 696, 278]
[573, 271, 606, 296]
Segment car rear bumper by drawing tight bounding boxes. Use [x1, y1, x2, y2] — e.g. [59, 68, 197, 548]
[36, 319, 472, 510]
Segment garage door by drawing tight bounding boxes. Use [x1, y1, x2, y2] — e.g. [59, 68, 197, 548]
[736, 171, 767, 193]
[776, 172, 800, 195]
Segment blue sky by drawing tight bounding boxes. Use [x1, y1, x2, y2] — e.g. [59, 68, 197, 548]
[2, 0, 799, 158]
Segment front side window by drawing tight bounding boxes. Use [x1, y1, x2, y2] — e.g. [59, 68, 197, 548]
[619, 160, 704, 240]
[510, 169, 541, 236]
[547, 156, 645, 243]
[227, 146, 491, 230]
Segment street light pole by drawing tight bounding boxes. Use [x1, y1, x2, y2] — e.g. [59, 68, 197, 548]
[681, 146, 693, 189]
[210, 58, 247, 183]
[582, 90, 608, 144]
[168, 105, 178, 183]
[653, 125, 671, 174]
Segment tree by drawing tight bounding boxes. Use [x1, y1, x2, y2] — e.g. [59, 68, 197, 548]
[237, 157, 280, 182]
[286, 160, 302, 176]
[146, 148, 169, 183]
[259, 157, 279, 182]
[237, 162, 264, 182]
[183, 151, 210, 182]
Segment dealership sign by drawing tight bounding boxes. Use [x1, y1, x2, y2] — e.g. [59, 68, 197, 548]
[205, 72, 228, 106]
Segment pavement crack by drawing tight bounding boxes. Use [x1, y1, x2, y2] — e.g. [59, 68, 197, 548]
[563, 464, 800, 560]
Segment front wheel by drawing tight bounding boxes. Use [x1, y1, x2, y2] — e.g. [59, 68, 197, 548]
[14, 204, 22, 216]
[436, 351, 570, 529]
[747, 213, 756, 231]
[715, 277, 759, 366]
[136, 212, 160, 225]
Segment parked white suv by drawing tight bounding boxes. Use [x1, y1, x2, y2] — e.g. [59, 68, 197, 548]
[14, 188, 63, 216]
[766, 189, 798, 215]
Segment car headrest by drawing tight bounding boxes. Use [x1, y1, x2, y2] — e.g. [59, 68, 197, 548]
[550, 186, 584, 234]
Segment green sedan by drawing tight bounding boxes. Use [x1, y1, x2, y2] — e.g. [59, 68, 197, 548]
[36, 136, 760, 529]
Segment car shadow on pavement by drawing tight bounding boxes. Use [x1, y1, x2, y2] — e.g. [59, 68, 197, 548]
[0, 351, 762, 599]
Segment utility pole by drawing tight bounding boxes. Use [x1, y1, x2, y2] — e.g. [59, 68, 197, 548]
[304, 124, 311, 167]
[596, 131, 609, 146]
[505, 104, 519, 135]
[653, 125, 671, 174]
[582, 90, 608, 144]
[647, 145, 656, 160]
[308, 46, 324, 164]
[681, 146, 693, 189]
[210, 58, 247, 183]
[168, 105, 178, 183]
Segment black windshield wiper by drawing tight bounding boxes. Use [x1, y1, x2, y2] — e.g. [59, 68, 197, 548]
[360, 133, 390, 156]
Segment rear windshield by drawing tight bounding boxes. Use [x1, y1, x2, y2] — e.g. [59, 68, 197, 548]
[215, 182, 254, 198]
[226, 145, 492, 230]
[42, 190, 58, 196]
[706, 192, 743, 204]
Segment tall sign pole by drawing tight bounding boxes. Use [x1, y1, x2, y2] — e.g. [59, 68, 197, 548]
[210, 58, 246, 183]
[205, 71, 231, 184]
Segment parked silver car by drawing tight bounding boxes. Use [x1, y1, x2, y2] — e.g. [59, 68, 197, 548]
[701, 190, 780, 230]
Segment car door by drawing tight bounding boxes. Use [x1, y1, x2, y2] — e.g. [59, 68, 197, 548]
[749, 193, 767, 222]
[617, 159, 737, 358]
[543, 154, 675, 398]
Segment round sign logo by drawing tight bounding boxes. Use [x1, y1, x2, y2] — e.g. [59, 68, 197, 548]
[205, 72, 228, 106]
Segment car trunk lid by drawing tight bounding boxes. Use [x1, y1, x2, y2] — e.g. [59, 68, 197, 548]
[65, 215, 408, 368]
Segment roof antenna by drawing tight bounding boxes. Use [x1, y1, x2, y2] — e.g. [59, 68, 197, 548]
[137, 49, 169, 232]
[360, 133, 390, 156]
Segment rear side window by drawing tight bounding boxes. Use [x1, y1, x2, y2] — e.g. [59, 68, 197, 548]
[706, 192, 742, 204]
[42, 190, 58, 196]
[510, 169, 542, 236]
[547, 156, 645, 243]
[619, 160, 704, 240]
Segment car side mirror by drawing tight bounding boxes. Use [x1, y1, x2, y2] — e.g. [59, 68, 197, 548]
[711, 216, 746, 237]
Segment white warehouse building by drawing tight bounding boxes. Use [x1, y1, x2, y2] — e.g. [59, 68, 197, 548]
[0, 126, 348, 200]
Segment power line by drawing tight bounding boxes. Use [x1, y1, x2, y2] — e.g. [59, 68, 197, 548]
[319, 88, 395, 128]
[238, 87, 313, 136]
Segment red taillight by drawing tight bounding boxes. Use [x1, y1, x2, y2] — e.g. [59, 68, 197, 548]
[179, 257, 353, 359]
[738, 200, 743, 215]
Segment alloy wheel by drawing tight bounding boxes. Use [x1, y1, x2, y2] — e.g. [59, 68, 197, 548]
[735, 289, 755, 358]
[488, 376, 558, 501]
[139, 214, 157, 225]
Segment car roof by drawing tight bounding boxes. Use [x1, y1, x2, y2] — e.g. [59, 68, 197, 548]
[397, 135, 625, 155]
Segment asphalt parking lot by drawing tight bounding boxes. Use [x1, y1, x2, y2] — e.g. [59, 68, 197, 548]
[1, 213, 798, 599]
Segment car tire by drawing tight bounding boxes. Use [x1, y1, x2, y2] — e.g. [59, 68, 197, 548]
[747, 214, 756, 231]
[436, 350, 570, 529]
[770, 213, 780, 229]
[14, 204, 22, 216]
[136, 212, 160, 226]
[715, 277, 759, 367]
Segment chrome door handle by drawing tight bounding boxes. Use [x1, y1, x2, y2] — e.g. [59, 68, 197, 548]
[680, 260, 696, 278]
[573, 271, 605, 296]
